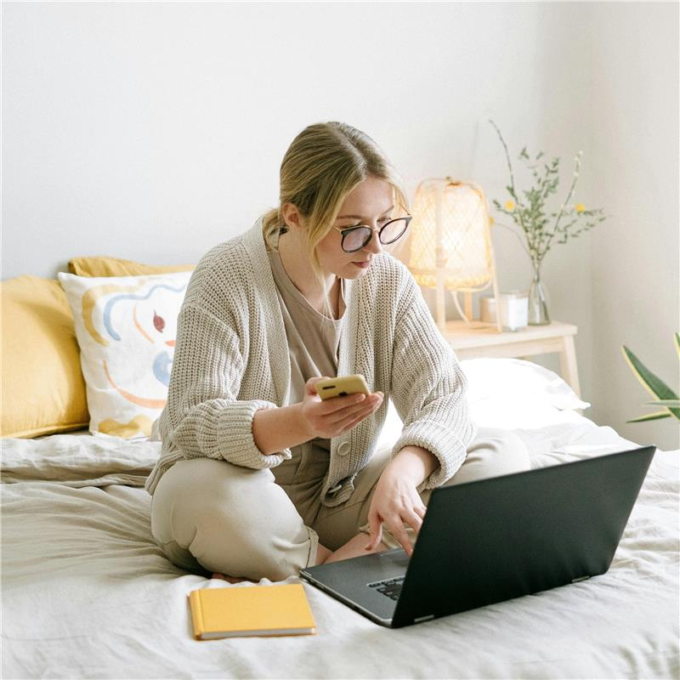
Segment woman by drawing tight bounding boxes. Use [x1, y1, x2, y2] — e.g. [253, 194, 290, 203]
[147, 121, 530, 582]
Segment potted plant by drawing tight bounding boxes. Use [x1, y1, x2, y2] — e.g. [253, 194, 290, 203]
[622, 333, 680, 423]
[489, 120, 608, 325]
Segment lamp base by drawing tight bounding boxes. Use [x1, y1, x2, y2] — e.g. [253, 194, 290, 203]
[450, 291, 502, 333]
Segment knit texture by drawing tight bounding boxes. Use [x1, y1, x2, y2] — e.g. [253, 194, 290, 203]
[145, 218, 477, 506]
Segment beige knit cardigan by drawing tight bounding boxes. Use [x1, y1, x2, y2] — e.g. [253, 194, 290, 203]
[145, 218, 477, 506]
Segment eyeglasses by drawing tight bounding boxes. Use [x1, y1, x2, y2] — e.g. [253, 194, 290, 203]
[332, 216, 412, 253]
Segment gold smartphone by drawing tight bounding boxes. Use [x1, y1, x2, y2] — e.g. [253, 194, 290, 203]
[316, 374, 370, 400]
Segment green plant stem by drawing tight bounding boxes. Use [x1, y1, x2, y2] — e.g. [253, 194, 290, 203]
[489, 119, 537, 263]
[489, 121, 605, 272]
[539, 153, 582, 260]
[493, 222, 533, 260]
[488, 119, 517, 194]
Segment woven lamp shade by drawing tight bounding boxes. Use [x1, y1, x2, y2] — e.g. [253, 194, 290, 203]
[408, 179, 494, 290]
[395, 177, 501, 331]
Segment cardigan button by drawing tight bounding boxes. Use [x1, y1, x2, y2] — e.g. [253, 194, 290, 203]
[338, 442, 351, 457]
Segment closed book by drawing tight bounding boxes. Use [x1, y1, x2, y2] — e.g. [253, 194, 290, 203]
[189, 583, 317, 640]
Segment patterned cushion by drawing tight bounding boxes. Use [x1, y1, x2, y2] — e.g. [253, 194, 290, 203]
[58, 271, 192, 439]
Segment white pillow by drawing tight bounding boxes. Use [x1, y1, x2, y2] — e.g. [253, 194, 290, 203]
[379, 357, 588, 445]
[58, 271, 192, 439]
[459, 358, 589, 411]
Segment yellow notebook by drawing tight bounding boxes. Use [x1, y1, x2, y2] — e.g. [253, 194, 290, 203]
[189, 583, 317, 640]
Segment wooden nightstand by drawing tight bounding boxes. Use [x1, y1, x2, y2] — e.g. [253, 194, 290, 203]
[440, 320, 581, 397]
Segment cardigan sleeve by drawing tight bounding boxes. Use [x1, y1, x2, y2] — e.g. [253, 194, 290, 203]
[157, 303, 292, 469]
[389, 273, 477, 492]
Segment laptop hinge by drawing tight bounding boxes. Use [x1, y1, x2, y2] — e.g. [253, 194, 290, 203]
[414, 614, 435, 623]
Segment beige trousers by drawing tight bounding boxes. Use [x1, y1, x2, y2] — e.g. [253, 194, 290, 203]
[150, 428, 530, 581]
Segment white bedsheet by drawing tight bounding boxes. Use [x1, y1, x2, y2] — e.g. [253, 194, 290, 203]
[2, 395, 678, 678]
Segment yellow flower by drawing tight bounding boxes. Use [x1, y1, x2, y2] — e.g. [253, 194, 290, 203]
[575, 203, 586, 213]
[489, 216, 495, 226]
[505, 200, 515, 211]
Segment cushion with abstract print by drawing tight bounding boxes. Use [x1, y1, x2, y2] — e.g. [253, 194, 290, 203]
[57, 271, 192, 439]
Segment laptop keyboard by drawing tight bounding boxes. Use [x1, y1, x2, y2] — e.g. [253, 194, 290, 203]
[368, 576, 405, 601]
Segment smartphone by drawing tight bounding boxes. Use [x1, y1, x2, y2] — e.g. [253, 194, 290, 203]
[316, 374, 370, 400]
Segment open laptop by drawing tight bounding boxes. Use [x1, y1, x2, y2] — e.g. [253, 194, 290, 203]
[300, 445, 656, 628]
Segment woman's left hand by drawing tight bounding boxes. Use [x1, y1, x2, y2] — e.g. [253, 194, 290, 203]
[364, 465, 427, 557]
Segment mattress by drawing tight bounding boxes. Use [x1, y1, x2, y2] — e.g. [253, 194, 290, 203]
[2, 359, 678, 679]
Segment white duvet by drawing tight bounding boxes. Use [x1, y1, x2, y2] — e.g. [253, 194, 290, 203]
[2, 359, 679, 679]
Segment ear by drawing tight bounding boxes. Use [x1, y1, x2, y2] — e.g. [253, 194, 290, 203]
[281, 203, 305, 232]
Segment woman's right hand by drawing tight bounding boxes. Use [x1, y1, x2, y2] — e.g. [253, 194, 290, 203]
[298, 376, 384, 440]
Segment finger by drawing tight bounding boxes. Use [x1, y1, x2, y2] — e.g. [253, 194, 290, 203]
[352, 394, 384, 422]
[307, 376, 330, 396]
[326, 389, 382, 410]
[403, 507, 424, 537]
[320, 392, 369, 416]
[323, 395, 371, 422]
[336, 406, 376, 433]
[387, 519, 414, 556]
[353, 393, 383, 419]
[327, 399, 380, 429]
[329, 391, 384, 422]
[364, 513, 383, 551]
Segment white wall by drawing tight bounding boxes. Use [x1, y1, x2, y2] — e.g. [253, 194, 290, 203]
[3, 2, 565, 277]
[587, 2, 679, 451]
[3, 2, 677, 448]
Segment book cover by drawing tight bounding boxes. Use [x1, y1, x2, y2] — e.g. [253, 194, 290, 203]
[189, 583, 317, 640]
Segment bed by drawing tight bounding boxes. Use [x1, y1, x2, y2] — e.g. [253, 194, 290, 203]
[1, 357, 677, 680]
[1, 267, 678, 679]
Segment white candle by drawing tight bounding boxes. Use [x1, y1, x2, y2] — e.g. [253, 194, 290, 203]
[499, 291, 528, 331]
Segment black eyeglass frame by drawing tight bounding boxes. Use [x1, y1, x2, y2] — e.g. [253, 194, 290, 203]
[332, 216, 413, 254]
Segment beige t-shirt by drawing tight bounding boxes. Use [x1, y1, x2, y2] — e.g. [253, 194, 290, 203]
[266, 227, 346, 478]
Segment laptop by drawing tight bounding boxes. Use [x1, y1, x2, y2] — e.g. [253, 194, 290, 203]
[300, 445, 656, 628]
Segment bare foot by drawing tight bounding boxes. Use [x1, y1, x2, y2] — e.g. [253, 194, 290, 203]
[211, 572, 254, 584]
[315, 543, 333, 566]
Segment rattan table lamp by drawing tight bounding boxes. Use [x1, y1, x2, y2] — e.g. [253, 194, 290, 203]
[396, 177, 502, 332]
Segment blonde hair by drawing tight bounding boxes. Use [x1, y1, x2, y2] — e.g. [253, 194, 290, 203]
[261, 121, 409, 320]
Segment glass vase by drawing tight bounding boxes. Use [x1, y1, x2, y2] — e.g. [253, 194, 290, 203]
[528, 266, 551, 325]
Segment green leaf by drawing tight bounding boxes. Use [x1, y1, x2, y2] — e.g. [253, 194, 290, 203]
[622, 345, 680, 420]
[621, 346, 679, 399]
[626, 412, 672, 423]
[646, 400, 680, 407]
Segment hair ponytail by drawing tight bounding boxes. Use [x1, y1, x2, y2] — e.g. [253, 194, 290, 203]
[261, 121, 409, 320]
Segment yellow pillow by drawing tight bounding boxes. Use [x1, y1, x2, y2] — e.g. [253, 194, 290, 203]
[1, 276, 89, 438]
[68, 256, 194, 277]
